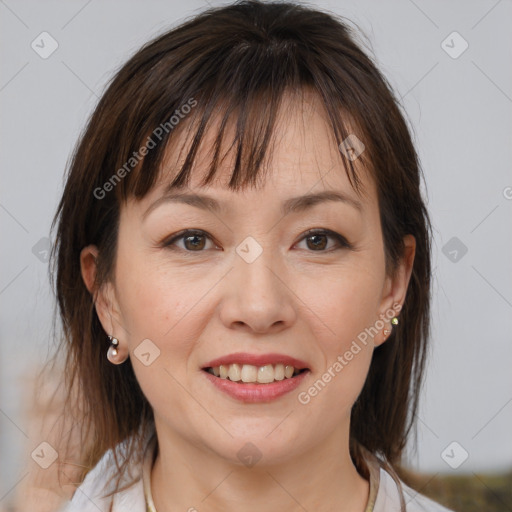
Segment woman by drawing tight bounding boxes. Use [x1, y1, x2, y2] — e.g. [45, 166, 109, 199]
[50, 1, 453, 510]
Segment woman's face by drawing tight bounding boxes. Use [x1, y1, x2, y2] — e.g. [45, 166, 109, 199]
[84, 91, 414, 467]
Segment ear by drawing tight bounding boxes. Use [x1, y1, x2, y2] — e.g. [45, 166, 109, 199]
[374, 234, 416, 347]
[80, 245, 128, 347]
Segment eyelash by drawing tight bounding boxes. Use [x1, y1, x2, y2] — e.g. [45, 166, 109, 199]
[162, 228, 352, 253]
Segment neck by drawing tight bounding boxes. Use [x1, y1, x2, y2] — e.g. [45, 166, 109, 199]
[150, 424, 370, 512]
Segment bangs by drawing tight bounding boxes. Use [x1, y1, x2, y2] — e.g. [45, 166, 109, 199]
[114, 32, 369, 204]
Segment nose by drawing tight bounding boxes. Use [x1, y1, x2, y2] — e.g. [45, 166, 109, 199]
[218, 247, 297, 335]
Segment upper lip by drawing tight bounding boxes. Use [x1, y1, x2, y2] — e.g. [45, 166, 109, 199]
[202, 352, 310, 370]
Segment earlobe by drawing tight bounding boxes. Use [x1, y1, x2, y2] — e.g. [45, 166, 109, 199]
[375, 235, 416, 347]
[80, 246, 129, 364]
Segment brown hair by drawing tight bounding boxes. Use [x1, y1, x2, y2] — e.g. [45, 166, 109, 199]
[49, 0, 431, 506]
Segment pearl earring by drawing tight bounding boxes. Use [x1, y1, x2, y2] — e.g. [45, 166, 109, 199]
[107, 335, 128, 364]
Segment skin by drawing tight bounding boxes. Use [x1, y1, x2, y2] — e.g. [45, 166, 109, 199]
[81, 90, 415, 512]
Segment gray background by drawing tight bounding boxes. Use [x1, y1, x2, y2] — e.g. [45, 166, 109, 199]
[1, 0, 511, 505]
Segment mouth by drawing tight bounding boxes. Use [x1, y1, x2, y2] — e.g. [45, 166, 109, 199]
[202, 363, 309, 384]
[200, 353, 311, 402]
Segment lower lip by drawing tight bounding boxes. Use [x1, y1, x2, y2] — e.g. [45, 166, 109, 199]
[202, 370, 309, 403]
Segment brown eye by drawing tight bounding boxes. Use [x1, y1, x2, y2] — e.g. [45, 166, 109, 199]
[306, 233, 328, 250]
[183, 233, 206, 250]
[163, 230, 216, 252]
[296, 229, 351, 252]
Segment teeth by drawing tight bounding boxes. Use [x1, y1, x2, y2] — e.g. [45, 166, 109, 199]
[257, 364, 274, 383]
[208, 363, 304, 383]
[241, 364, 258, 382]
[219, 365, 228, 379]
[228, 363, 241, 382]
[284, 365, 294, 378]
[274, 363, 285, 380]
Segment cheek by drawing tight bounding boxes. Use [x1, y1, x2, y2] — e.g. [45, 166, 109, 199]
[295, 263, 382, 408]
[116, 252, 192, 335]
[115, 252, 219, 376]
[115, 259, 211, 421]
[304, 261, 383, 351]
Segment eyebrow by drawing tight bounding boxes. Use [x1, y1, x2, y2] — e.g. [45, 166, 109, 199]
[142, 188, 362, 220]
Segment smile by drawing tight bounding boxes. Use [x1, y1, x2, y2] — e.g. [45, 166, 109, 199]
[204, 363, 306, 384]
[202, 369, 310, 402]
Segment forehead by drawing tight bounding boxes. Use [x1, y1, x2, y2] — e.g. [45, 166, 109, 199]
[133, 89, 375, 211]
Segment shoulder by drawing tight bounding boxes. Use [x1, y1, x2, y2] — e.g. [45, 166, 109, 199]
[56, 448, 118, 512]
[56, 432, 150, 512]
[375, 468, 455, 512]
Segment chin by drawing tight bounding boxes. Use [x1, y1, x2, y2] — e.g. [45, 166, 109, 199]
[199, 420, 309, 467]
